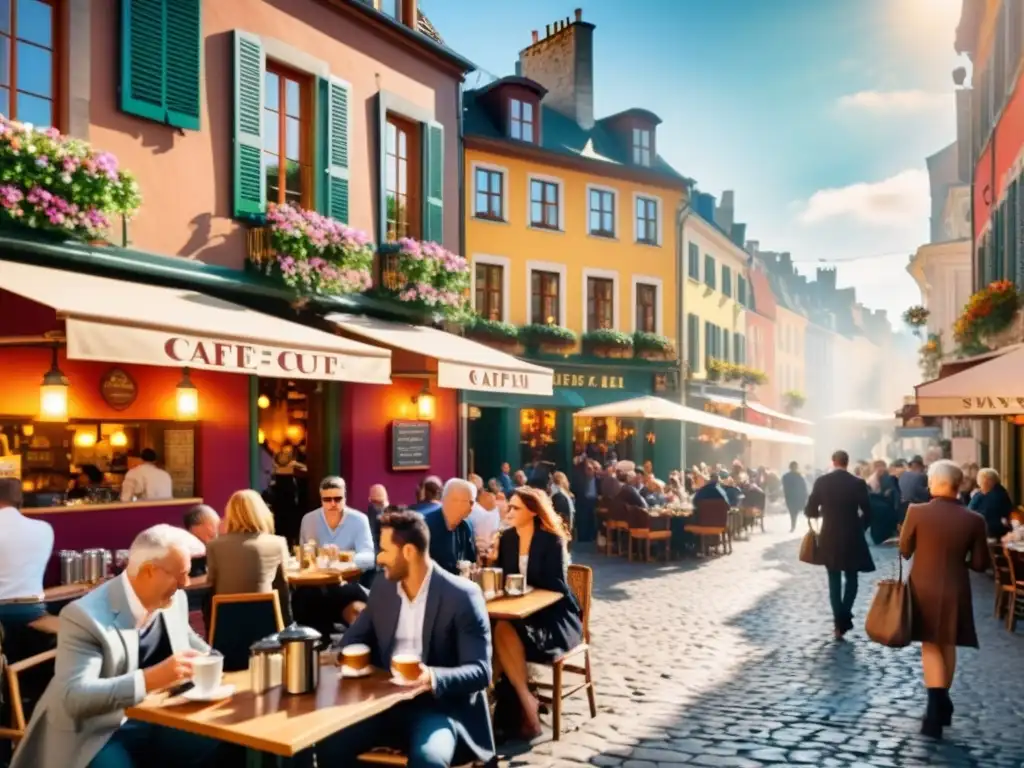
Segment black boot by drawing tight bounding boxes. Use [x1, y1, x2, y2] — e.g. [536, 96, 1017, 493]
[921, 688, 944, 738]
[939, 689, 953, 726]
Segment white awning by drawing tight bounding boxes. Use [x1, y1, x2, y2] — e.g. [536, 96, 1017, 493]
[326, 313, 553, 396]
[825, 410, 897, 422]
[0, 261, 392, 383]
[705, 394, 813, 425]
[916, 345, 1024, 415]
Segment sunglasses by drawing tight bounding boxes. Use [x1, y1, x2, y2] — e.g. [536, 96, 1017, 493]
[321, 496, 344, 504]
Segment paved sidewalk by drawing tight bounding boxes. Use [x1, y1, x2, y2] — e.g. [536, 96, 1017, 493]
[501, 521, 1024, 767]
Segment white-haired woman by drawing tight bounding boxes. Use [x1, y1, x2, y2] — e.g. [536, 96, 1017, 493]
[968, 467, 1014, 539]
[899, 459, 989, 739]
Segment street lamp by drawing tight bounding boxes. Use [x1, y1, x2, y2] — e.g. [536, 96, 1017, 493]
[39, 347, 69, 422]
[175, 368, 199, 420]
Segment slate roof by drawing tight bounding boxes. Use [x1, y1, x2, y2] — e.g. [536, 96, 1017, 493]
[417, 12, 443, 44]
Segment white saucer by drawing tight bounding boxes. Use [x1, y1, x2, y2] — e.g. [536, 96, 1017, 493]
[389, 675, 422, 687]
[341, 665, 372, 678]
[505, 586, 533, 597]
[182, 684, 235, 702]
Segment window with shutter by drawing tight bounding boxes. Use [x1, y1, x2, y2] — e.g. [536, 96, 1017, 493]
[231, 30, 265, 218]
[424, 122, 444, 242]
[687, 314, 700, 374]
[120, 0, 202, 130]
[322, 75, 351, 223]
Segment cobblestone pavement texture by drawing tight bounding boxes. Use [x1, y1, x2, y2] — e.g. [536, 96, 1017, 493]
[500, 518, 1024, 768]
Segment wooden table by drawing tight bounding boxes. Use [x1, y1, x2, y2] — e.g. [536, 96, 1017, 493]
[286, 567, 361, 587]
[126, 667, 427, 758]
[485, 588, 561, 620]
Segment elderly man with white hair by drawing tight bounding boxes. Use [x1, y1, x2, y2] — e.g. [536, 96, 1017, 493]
[11, 524, 224, 768]
[420, 477, 479, 574]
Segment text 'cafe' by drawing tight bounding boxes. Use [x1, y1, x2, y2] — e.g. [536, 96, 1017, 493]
[0, 261, 553, 573]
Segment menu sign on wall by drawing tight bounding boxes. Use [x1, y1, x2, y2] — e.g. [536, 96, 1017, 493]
[391, 420, 430, 471]
[164, 429, 195, 497]
[100, 368, 138, 410]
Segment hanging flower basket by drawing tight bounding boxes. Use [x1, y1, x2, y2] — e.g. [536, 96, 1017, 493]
[465, 317, 520, 353]
[633, 331, 675, 361]
[918, 333, 942, 380]
[0, 116, 141, 241]
[519, 323, 577, 354]
[377, 238, 471, 321]
[902, 304, 930, 334]
[953, 280, 1020, 349]
[582, 329, 634, 359]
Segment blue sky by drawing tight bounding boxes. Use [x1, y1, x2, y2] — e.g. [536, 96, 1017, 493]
[421, 0, 966, 326]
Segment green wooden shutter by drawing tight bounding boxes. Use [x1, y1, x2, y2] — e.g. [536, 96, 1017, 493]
[232, 30, 265, 219]
[120, 0, 165, 123]
[164, 0, 202, 130]
[321, 76, 352, 223]
[423, 121, 444, 242]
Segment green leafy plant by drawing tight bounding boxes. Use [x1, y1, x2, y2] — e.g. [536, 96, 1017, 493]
[378, 238, 471, 319]
[739, 365, 768, 387]
[466, 317, 519, 343]
[783, 390, 806, 413]
[633, 331, 675, 359]
[919, 333, 942, 380]
[582, 329, 634, 357]
[902, 304, 930, 336]
[519, 323, 577, 351]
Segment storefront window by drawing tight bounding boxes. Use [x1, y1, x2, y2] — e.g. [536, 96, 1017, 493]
[572, 416, 639, 462]
[519, 408, 558, 466]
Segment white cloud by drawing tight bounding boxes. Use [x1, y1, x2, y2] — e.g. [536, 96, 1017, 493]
[836, 89, 951, 113]
[796, 169, 930, 227]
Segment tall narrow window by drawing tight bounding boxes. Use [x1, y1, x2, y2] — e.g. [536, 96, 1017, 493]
[687, 242, 700, 278]
[704, 254, 716, 290]
[264, 64, 312, 208]
[474, 167, 504, 220]
[632, 128, 651, 166]
[587, 277, 614, 331]
[636, 283, 657, 333]
[635, 196, 658, 244]
[510, 98, 534, 142]
[531, 270, 560, 325]
[475, 263, 504, 321]
[530, 179, 560, 229]
[687, 313, 700, 373]
[722, 265, 732, 298]
[384, 114, 421, 240]
[1, 0, 57, 127]
[737, 276, 747, 306]
[588, 189, 615, 237]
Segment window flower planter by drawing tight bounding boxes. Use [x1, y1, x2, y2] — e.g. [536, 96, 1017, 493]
[465, 317, 520, 353]
[376, 238, 471, 321]
[0, 116, 141, 241]
[633, 331, 675, 361]
[519, 323, 577, 355]
[954, 280, 1021, 349]
[582, 329, 634, 359]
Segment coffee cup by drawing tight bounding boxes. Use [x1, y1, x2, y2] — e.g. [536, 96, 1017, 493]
[342, 643, 371, 671]
[391, 653, 422, 682]
[505, 573, 525, 595]
[191, 651, 224, 695]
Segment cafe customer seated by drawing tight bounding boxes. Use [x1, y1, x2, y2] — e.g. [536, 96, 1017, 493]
[422, 479, 478, 575]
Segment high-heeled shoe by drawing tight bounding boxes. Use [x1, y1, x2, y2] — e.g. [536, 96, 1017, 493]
[939, 689, 953, 727]
[921, 688, 944, 739]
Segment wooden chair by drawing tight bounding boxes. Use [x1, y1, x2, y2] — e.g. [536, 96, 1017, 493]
[990, 542, 1016, 620]
[208, 592, 285, 672]
[532, 564, 597, 740]
[685, 498, 731, 555]
[604, 503, 629, 556]
[0, 649, 56, 752]
[1003, 546, 1024, 633]
[626, 505, 672, 563]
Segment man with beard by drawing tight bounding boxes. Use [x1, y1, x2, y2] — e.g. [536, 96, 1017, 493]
[329, 509, 495, 767]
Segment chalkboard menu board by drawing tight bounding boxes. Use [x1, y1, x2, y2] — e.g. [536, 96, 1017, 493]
[391, 420, 430, 471]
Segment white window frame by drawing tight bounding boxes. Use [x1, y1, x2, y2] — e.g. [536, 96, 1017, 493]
[471, 254, 511, 323]
[526, 173, 566, 232]
[582, 267, 620, 332]
[509, 98, 536, 143]
[633, 192, 663, 246]
[525, 260, 568, 327]
[630, 275, 663, 336]
[585, 183, 618, 239]
[470, 161, 509, 223]
[632, 128, 651, 166]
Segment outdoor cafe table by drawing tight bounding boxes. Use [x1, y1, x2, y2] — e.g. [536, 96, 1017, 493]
[485, 588, 561, 620]
[126, 666, 428, 761]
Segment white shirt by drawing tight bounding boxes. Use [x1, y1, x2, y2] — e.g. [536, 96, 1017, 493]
[468, 503, 502, 552]
[120, 462, 174, 502]
[393, 563, 433, 661]
[0, 506, 54, 601]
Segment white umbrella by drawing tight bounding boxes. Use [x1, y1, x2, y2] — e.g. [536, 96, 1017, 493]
[825, 410, 896, 422]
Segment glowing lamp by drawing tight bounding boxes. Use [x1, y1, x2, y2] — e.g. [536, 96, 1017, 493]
[39, 348, 69, 422]
[110, 430, 128, 448]
[257, 394, 270, 409]
[74, 430, 97, 448]
[413, 384, 436, 421]
[175, 368, 199, 420]
[285, 424, 305, 443]
[21, 424, 34, 437]
[257, 428, 266, 444]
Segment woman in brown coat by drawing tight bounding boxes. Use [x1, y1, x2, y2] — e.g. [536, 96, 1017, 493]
[899, 459, 989, 739]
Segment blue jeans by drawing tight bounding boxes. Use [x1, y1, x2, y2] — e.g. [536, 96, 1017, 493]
[316, 703, 459, 768]
[88, 720, 223, 768]
[827, 569, 859, 625]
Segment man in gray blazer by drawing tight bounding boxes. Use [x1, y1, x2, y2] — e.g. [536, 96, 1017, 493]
[12, 524, 220, 768]
[323, 508, 495, 767]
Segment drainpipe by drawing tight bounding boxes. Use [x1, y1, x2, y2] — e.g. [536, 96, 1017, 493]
[676, 196, 694, 471]
[456, 76, 469, 477]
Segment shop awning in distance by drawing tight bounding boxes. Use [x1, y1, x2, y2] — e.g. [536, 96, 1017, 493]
[326, 313, 553, 396]
[916, 344, 1024, 416]
[0, 261, 392, 384]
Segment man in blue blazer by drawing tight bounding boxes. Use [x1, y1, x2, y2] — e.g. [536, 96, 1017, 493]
[325, 508, 495, 767]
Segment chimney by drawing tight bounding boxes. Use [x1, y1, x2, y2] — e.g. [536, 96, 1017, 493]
[519, 10, 595, 129]
[715, 190, 735, 232]
[730, 222, 746, 249]
[694, 192, 717, 223]
[780, 252, 792, 272]
[816, 266, 837, 292]
[531, 30, 539, 43]
[746, 239, 760, 256]
[401, 0, 417, 29]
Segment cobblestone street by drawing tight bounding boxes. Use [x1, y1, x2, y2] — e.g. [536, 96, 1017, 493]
[503, 519, 1024, 768]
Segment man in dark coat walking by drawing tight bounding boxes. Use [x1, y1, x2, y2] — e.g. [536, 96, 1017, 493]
[805, 450, 875, 639]
[782, 461, 808, 532]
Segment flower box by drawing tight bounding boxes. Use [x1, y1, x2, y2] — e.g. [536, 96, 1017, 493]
[633, 331, 675, 361]
[465, 318, 520, 353]
[376, 239, 470, 320]
[954, 281, 1021, 349]
[519, 323, 577, 354]
[582, 329, 634, 359]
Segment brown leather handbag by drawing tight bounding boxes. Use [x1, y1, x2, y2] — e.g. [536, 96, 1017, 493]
[865, 554, 913, 647]
[798, 519, 820, 565]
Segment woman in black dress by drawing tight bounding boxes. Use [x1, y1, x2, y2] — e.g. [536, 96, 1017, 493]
[491, 487, 582, 738]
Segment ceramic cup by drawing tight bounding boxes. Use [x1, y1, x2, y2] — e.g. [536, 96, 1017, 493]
[342, 643, 371, 671]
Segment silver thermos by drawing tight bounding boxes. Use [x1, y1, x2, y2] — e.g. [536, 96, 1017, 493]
[278, 623, 322, 694]
[82, 549, 111, 583]
[59, 550, 83, 585]
[249, 635, 283, 694]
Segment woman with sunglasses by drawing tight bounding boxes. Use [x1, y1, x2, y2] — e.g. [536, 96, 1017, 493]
[490, 486, 582, 738]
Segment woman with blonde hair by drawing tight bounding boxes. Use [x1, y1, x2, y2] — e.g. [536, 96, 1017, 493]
[490, 487, 581, 737]
[205, 489, 292, 624]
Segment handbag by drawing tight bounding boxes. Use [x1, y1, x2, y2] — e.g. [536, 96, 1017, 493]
[798, 519, 821, 565]
[864, 554, 913, 648]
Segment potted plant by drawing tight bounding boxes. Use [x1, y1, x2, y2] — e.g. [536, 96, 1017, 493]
[377, 238, 471, 321]
[722, 362, 743, 383]
[582, 329, 634, 358]
[783, 390, 806, 413]
[902, 304, 930, 337]
[706, 357, 727, 382]
[953, 280, 1021, 349]
[0, 116, 141, 242]
[739, 365, 768, 387]
[918, 333, 942, 380]
[633, 331, 675, 361]
[465, 317, 520, 352]
[519, 323, 577, 354]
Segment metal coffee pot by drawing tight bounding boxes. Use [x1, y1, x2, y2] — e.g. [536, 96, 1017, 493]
[82, 549, 111, 583]
[58, 550, 83, 585]
[278, 623, 322, 694]
[249, 634, 283, 694]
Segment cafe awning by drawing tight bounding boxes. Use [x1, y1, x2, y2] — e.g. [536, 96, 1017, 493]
[0, 261, 392, 383]
[703, 393, 813, 425]
[326, 313, 553, 396]
[916, 345, 1024, 415]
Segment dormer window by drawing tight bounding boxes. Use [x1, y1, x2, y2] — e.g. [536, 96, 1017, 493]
[510, 98, 535, 142]
[632, 128, 651, 166]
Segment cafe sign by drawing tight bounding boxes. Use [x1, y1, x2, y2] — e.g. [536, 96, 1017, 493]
[437, 361, 553, 396]
[65, 320, 392, 384]
[553, 371, 625, 389]
[918, 394, 1024, 417]
[100, 368, 138, 410]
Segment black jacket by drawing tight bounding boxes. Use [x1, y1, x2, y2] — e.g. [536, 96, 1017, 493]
[805, 469, 876, 573]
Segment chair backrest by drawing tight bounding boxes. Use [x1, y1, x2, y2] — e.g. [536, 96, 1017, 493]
[209, 592, 285, 672]
[1004, 546, 1022, 585]
[0, 649, 56, 749]
[695, 497, 729, 528]
[626, 504, 650, 531]
[567, 564, 593, 644]
[991, 543, 1013, 586]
